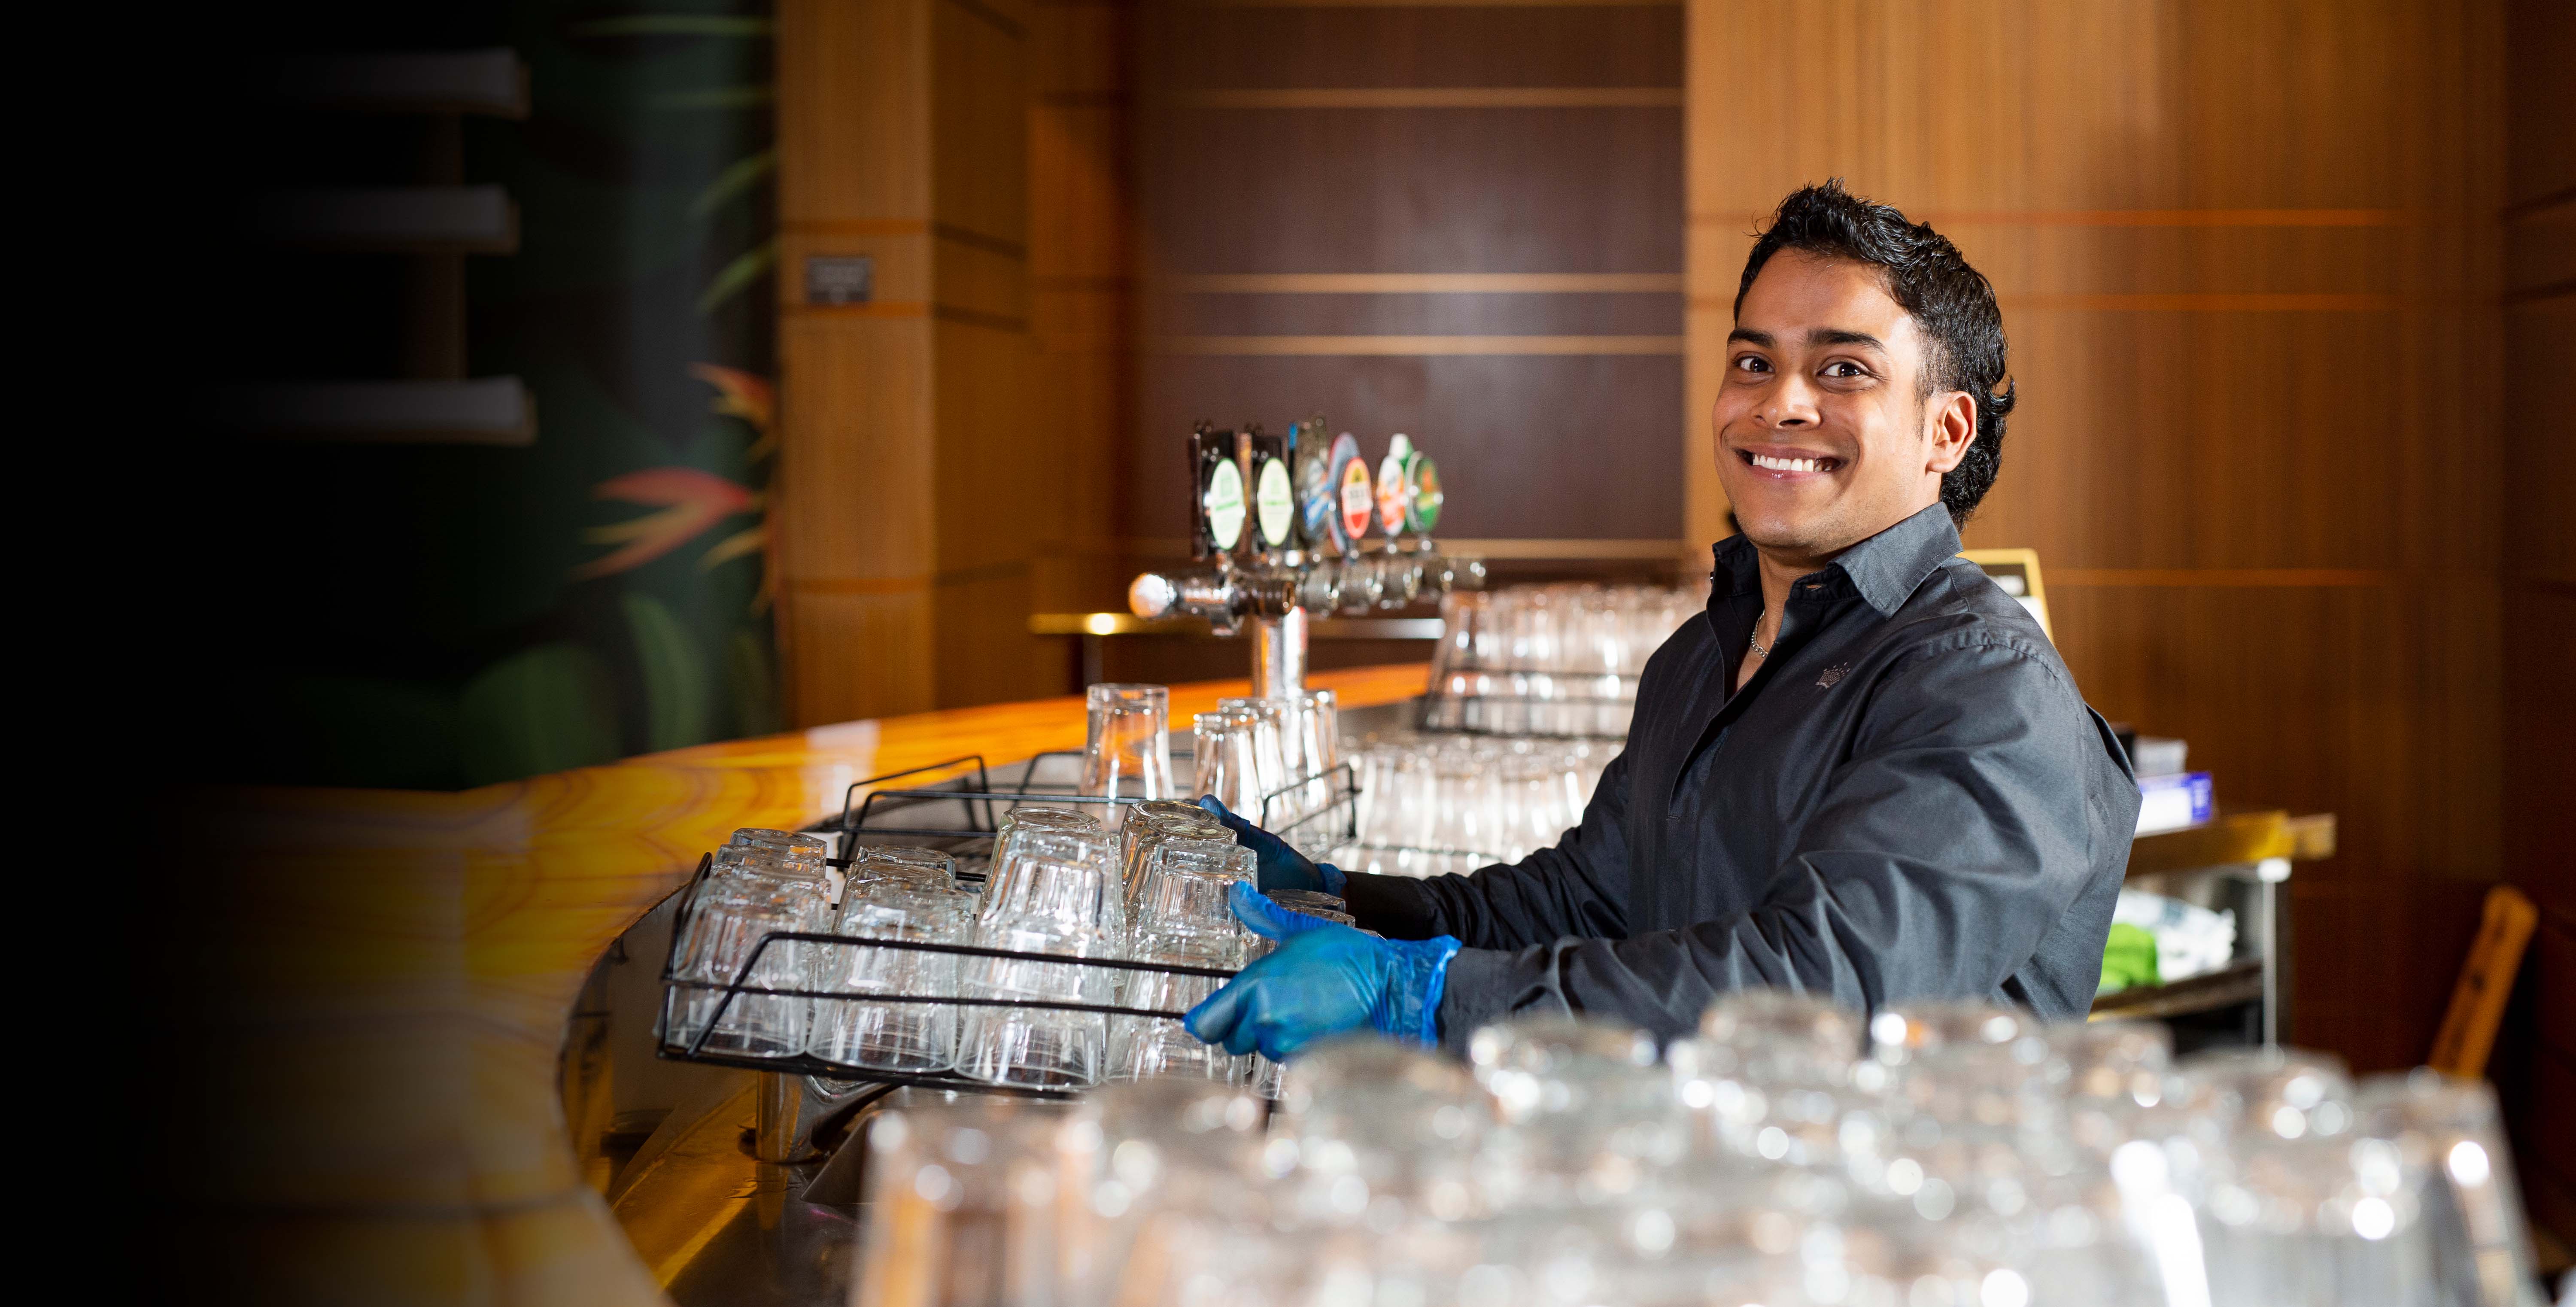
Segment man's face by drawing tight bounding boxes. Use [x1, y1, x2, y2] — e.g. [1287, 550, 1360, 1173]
[1712, 251, 1974, 562]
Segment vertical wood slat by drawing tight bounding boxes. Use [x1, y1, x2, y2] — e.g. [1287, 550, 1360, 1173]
[775, 0, 1041, 725]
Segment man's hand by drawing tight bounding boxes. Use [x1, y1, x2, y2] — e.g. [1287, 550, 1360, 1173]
[1194, 795, 1347, 897]
[1182, 883, 1460, 1060]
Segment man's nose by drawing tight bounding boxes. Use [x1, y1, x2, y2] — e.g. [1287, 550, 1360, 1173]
[1759, 373, 1820, 428]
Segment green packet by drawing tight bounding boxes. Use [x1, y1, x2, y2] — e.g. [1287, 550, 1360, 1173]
[2096, 921, 2161, 995]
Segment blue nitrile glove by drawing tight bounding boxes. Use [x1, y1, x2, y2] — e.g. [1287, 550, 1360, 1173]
[1183, 882, 1461, 1059]
[1195, 795, 1347, 896]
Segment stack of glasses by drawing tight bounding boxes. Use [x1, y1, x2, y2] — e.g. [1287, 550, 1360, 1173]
[1194, 690, 1341, 848]
[664, 801, 1314, 1094]
[854, 997, 2544, 1307]
[1336, 733, 1619, 877]
[665, 829, 834, 1057]
[1423, 583, 1704, 737]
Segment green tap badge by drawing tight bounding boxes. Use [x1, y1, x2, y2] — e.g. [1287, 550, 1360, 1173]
[1404, 448, 1442, 535]
[1202, 457, 1246, 554]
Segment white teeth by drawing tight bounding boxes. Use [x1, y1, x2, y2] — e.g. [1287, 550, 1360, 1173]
[1752, 453, 1826, 473]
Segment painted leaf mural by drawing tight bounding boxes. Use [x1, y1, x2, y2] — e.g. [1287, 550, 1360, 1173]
[240, 0, 782, 790]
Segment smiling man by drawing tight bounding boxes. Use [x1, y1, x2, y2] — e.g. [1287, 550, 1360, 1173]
[1186, 182, 2140, 1059]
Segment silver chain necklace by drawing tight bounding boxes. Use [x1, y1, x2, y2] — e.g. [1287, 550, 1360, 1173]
[1748, 614, 1773, 659]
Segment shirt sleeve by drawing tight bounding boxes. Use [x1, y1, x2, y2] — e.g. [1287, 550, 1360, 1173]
[1426, 635, 2118, 1050]
[1340, 746, 1636, 951]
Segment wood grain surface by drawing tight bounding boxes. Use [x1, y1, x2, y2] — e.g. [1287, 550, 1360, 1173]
[2497, 0, 2575, 1255]
[177, 664, 1432, 1307]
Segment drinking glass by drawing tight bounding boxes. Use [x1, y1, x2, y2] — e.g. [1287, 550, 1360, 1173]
[1466, 1016, 1686, 1207]
[1294, 690, 1341, 828]
[1109, 929, 1245, 1082]
[1217, 696, 1300, 824]
[665, 875, 830, 1057]
[1058, 1078, 1272, 1302]
[1193, 710, 1266, 814]
[844, 845, 956, 893]
[2180, 1046, 2357, 1142]
[955, 912, 1115, 1089]
[981, 824, 1120, 930]
[1275, 1034, 1492, 1224]
[714, 828, 829, 883]
[986, 854, 1121, 938]
[2195, 1128, 2436, 1307]
[854, 1098, 1076, 1307]
[1081, 682, 1172, 802]
[2357, 1070, 2541, 1307]
[1129, 839, 1256, 938]
[1121, 810, 1227, 913]
[807, 880, 974, 1072]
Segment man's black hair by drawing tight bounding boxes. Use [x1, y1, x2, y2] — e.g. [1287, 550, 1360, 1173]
[1734, 180, 2016, 526]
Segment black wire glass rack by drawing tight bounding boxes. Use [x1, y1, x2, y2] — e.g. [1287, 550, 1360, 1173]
[653, 750, 1359, 1100]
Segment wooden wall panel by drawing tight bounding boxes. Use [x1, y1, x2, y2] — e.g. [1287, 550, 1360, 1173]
[1129, 0, 1686, 558]
[776, 0, 1039, 724]
[1029, 0, 1136, 615]
[1687, 0, 2508, 1070]
[2497, 0, 2574, 1252]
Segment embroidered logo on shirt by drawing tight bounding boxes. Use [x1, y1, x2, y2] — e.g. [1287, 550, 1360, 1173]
[1816, 663, 1851, 688]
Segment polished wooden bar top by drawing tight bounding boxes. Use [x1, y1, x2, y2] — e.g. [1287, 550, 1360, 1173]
[189, 664, 1432, 1307]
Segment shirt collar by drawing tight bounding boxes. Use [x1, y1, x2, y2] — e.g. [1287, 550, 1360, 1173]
[1707, 502, 1962, 618]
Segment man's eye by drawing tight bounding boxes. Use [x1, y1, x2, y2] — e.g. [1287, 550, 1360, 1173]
[1821, 361, 1869, 379]
[1732, 355, 1770, 374]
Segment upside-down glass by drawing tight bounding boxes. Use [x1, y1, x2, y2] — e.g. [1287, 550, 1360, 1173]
[2357, 1070, 2540, 1307]
[1292, 689, 1342, 846]
[1057, 1078, 1271, 1304]
[1129, 839, 1257, 938]
[1217, 696, 1299, 824]
[1274, 1035, 1492, 1225]
[956, 910, 1116, 1089]
[1120, 809, 1227, 913]
[1081, 682, 1173, 802]
[1110, 928, 1245, 1082]
[666, 874, 830, 1057]
[981, 824, 1120, 929]
[807, 879, 974, 1072]
[1193, 709, 1266, 815]
[854, 1098, 1076, 1307]
[1467, 1016, 1686, 1208]
[843, 844, 957, 893]
[714, 828, 829, 883]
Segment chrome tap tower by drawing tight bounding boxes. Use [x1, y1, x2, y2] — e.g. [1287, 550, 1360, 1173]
[1128, 418, 1484, 698]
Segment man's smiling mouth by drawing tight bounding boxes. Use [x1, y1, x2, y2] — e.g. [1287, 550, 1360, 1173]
[1738, 450, 1842, 474]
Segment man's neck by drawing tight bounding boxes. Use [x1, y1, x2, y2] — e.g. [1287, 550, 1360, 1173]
[1734, 501, 1941, 693]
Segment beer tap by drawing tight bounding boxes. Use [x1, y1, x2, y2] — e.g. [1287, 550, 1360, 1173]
[1128, 419, 1482, 699]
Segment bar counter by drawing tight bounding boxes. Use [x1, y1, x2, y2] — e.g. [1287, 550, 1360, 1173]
[184, 664, 1433, 1307]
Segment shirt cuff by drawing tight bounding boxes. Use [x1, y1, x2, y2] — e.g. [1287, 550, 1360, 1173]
[1339, 871, 1447, 941]
[1431, 946, 1522, 1055]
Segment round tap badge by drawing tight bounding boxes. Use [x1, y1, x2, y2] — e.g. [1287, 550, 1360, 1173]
[1331, 434, 1373, 545]
[1405, 450, 1443, 534]
[1376, 433, 1414, 536]
[1202, 457, 1247, 553]
[1254, 453, 1295, 550]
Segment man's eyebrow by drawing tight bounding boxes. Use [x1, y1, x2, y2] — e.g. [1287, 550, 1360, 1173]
[1809, 328, 1886, 350]
[1726, 328, 1774, 346]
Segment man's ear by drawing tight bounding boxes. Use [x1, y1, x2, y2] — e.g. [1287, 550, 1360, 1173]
[1924, 389, 1977, 475]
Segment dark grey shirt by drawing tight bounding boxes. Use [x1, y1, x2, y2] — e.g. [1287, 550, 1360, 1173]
[1342, 505, 2139, 1049]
